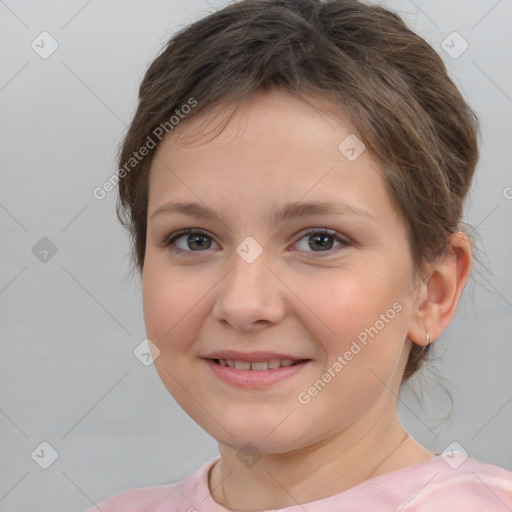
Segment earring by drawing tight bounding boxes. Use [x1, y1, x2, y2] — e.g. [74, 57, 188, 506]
[425, 331, 431, 344]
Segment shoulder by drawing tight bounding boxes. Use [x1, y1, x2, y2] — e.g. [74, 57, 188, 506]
[405, 454, 512, 511]
[84, 482, 180, 512]
[83, 457, 219, 512]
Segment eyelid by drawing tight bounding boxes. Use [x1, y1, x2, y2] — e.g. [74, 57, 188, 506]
[291, 228, 351, 255]
[163, 227, 351, 256]
[162, 228, 219, 255]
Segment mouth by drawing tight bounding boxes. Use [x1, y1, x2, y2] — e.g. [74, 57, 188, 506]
[211, 358, 305, 371]
[204, 356, 311, 388]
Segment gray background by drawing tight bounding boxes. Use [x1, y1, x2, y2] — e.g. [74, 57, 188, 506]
[1, 0, 511, 511]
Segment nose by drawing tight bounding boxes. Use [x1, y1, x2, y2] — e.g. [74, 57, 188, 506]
[211, 245, 286, 332]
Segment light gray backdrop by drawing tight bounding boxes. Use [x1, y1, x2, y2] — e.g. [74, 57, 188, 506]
[1, 1, 511, 511]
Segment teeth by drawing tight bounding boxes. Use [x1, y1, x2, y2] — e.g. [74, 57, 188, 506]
[216, 358, 300, 370]
[251, 361, 268, 371]
[234, 360, 251, 370]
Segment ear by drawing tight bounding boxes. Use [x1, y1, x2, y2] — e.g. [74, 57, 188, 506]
[407, 232, 472, 346]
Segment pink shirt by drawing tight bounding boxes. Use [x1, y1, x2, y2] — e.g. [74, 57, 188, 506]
[86, 453, 512, 511]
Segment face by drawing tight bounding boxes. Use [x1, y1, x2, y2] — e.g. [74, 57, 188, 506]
[142, 89, 419, 454]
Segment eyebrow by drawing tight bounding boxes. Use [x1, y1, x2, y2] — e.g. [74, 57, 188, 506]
[150, 200, 375, 223]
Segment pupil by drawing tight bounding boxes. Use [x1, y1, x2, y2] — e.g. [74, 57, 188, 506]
[310, 234, 332, 250]
[189, 234, 209, 250]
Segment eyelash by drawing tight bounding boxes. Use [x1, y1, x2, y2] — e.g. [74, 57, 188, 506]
[162, 228, 351, 257]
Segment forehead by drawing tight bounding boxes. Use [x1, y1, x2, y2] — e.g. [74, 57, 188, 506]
[167, 88, 355, 149]
[147, 89, 396, 226]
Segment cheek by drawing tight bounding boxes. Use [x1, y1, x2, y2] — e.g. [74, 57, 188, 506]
[142, 263, 207, 411]
[142, 260, 205, 356]
[305, 267, 404, 346]
[308, 271, 408, 392]
[295, 307, 407, 442]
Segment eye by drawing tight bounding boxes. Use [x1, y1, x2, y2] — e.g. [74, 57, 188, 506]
[163, 229, 218, 254]
[162, 228, 350, 256]
[292, 229, 349, 256]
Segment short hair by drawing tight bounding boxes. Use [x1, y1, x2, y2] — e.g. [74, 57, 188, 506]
[115, 0, 479, 381]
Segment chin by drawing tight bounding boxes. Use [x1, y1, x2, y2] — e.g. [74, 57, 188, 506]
[204, 409, 317, 455]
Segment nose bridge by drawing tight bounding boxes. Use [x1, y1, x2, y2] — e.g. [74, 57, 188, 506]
[212, 236, 284, 328]
[227, 236, 272, 298]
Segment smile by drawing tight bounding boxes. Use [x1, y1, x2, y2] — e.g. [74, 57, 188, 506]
[205, 358, 311, 388]
[213, 358, 301, 370]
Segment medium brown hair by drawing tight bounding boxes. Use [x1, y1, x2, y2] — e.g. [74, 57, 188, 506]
[115, 0, 479, 382]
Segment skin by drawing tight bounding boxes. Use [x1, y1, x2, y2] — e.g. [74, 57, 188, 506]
[142, 88, 472, 511]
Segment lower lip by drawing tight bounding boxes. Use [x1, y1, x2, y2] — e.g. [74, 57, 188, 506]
[204, 359, 310, 388]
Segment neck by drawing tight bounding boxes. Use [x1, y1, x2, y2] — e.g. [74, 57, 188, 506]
[208, 409, 432, 511]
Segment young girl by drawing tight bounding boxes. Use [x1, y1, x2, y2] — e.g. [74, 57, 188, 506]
[87, 0, 512, 510]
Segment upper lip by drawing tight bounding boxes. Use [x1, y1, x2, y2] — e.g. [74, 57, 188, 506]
[203, 350, 308, 363]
